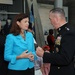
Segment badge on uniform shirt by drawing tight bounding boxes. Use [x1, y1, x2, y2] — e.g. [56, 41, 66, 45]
[55, 35, 62, 52]
[55, 35, 62, 45]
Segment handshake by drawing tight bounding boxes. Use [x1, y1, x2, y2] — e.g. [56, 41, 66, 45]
[36, 45, 50, 57]
[36, 46, 44, 57]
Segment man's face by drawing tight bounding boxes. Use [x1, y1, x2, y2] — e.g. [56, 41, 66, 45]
[49, 13, 55, 27]
[7, 19, 11, 25]
[49, 13, 57, 29]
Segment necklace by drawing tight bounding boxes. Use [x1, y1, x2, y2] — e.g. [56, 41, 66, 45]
[20, 33, 25, 40]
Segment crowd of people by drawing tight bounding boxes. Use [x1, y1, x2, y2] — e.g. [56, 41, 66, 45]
[0, 7, 75, 75]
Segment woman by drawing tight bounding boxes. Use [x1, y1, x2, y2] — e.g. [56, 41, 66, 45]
[4, 13, 36, 75]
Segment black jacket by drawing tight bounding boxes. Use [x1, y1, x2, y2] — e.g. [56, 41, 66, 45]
[0, 35, 8, 75]
[43, 23, 75, 75]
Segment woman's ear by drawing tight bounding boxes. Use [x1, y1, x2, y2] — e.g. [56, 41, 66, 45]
[16, 21, 20, 26]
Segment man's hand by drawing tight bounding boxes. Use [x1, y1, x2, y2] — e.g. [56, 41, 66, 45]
[36, 47, 44, 57]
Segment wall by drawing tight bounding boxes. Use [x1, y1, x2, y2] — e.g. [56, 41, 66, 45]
[0, 0, 24, 26]
[0, 0, 13, 4]
[38, 4, 54, 34]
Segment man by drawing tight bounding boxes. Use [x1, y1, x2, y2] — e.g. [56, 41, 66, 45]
[3, 19, 12, 36]
[36, 8, 75, 75]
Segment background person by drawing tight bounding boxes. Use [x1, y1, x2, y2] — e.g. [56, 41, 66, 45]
[47, 29, 55, 52]
[34, 55, 43, 75]
[0, 23, 8, 75]
[42, 45, 51, 75]
[3, 19, 12, 36]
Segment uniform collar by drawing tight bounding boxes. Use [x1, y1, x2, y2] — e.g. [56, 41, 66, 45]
[57, 22, 68, 33]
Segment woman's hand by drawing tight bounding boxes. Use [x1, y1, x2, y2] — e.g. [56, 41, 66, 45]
[19, 50, 29, 58]
[28, 52, 34, 61]
[17, 50, 34, 61]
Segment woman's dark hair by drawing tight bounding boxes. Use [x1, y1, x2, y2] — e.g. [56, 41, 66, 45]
[28, 22, 32, 30]
[10, 13, 29, 35]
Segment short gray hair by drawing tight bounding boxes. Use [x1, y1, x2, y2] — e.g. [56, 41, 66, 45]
[50, 8, 65, 17]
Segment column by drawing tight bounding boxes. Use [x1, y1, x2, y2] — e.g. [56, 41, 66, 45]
[54, 0, 63, 37]
[54, 0, 63, 8]
[33, 0, 45, 46]
[24, 0, 26, 13]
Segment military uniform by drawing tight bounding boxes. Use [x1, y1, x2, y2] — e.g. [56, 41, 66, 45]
[43, 23, 75, 75]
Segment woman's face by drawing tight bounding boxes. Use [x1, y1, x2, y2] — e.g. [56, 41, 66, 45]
[17, 17, 29, 31]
